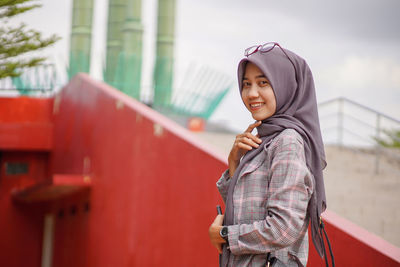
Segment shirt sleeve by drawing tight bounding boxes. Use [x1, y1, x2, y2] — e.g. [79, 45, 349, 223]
[216, 169, 231, 203]
[227, 139, 314, 255]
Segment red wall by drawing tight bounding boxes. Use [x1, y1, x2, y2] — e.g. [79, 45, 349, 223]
[0, 97, 53, 267]
[308, 210, 400, 266]
[0, 97, 53, 150]
[50, 74, 227, 266]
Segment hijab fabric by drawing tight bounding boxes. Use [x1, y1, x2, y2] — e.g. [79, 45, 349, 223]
[221, 45, 327, 266]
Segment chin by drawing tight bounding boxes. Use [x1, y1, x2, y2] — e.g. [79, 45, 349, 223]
[251, 112, 272, 121]
[252, 115, 267, 121]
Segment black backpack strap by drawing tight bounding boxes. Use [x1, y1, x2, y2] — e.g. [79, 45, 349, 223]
[319, 217, 335, 267]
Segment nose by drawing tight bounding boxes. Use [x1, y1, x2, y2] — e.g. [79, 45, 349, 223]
[247, 84, 259, 98]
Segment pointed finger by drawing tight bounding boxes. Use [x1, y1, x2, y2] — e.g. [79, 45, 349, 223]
[245, 121, 261, 133]
[244, 132, 262, 144]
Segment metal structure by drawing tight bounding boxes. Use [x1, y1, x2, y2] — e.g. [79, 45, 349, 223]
[104, 0, 126, 86]
[119, 0, 143, 98]
[104, 0, 143, 99]
[12, 65, 59, 95]
[168, 64, 232, 120]
[68, 0, 94, 79]
[153, 0, 176, 107]
[67, 0, 226, 118]
[319, 97, 400, 173]
[0, 64, 65, 97]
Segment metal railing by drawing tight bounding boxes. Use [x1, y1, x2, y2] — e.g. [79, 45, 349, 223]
[318, 97, 400, 174]
[0, 64, 66, 97]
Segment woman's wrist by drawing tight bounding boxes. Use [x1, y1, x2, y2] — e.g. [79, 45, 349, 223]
[228, 155, 239, 177]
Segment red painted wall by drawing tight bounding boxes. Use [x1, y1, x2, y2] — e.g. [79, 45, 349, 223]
[308, 210, 400, 266]
[0, 151, 49, 267]
[50, 74, 227, 266]
[0, 97, 53, 267]
[0, 97, 53, 150]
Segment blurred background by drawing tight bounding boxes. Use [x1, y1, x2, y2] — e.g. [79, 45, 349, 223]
[1, 0, 400, 265]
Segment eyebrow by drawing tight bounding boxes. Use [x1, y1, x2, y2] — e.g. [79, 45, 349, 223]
[243, 75, 267, 80]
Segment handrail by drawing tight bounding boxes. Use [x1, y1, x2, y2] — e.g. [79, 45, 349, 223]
[344, 113, 377, 131]
[318, 97, 400, 174]
[319, 97, 400, 124]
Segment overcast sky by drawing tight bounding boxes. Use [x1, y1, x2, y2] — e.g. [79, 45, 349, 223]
[10, 0, 400, 134]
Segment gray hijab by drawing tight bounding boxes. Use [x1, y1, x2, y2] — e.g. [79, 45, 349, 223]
[222, 45, 327, 266]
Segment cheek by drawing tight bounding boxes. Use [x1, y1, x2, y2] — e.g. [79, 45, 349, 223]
[270, 91, 277, 106]
[241, 91, 247, 103]
[270, 92, 277, 112]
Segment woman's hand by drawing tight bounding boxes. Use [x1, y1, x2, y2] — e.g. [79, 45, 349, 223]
[208, 214, 225, 254]
[228, 121, 263, 177]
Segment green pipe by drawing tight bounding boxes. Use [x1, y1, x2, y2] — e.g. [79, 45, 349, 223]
[120, 0, 143, 99]
[104, 0, 126, 85]
[68, 0, 94, 79]
[153, 0, 176, 107]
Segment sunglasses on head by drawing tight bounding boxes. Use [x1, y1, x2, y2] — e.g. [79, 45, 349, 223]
[244, 42, 291, 60]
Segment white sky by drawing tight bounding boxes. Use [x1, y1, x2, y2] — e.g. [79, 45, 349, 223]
[8, 0, 400, 134]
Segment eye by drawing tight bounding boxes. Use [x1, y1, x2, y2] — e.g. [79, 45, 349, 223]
[242, 81, 251, 88]
[259, 80, 269, 86]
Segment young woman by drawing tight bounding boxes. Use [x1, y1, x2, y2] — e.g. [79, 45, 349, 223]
[208, 43, 327, 266]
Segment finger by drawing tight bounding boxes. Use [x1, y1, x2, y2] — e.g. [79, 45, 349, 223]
[215, 214, 224, 225]
[217, 243, 222, 254]
[236, 134, 261, 146]
[243, 134, 262, 146]
[245, 121, 262, 133]
[237, 142, 253, 151]
[212, 242, 223, 254]
[213, 214, 224, 225]
[240, 137, 259, 148]
[244, 131, 262, 144]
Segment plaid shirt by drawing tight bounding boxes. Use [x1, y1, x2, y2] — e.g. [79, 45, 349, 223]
[217, 129, 314, 267]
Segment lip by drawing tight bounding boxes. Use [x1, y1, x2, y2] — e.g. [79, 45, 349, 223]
[249, 102, 265, 111]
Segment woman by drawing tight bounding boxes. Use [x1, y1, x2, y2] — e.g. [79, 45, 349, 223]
[208, 42, 327, 266]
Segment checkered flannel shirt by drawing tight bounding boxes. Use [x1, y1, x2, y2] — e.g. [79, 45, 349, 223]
[217, 129, 314, 267]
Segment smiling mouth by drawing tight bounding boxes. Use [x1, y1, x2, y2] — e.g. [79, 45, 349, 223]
[249, 102, 265, 110]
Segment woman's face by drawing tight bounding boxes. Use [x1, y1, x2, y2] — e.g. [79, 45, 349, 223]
[241, 62, 276, 121]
